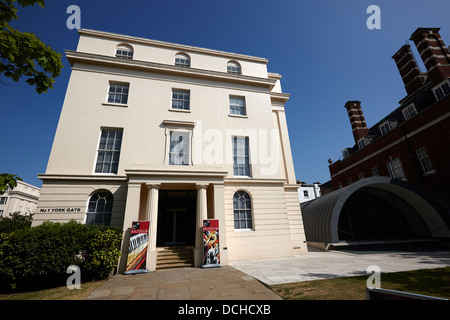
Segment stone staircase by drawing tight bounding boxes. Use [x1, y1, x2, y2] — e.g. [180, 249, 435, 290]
[156, 246, 195, 269]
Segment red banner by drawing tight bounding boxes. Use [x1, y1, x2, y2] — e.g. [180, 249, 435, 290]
[124, 221, 150, 274]
[202, 219, 221, 268]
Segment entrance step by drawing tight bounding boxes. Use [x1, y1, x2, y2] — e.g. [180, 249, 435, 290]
[156, 246, 194, 269]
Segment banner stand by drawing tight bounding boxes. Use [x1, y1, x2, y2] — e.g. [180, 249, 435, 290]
[201, 219, 222, 269]
[124, 221, 150, 275]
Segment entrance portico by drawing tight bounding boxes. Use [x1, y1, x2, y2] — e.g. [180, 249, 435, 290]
[119, 167, 227, 272]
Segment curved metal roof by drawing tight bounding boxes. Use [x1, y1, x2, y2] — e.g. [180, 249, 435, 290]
[301, 176, 450, 247]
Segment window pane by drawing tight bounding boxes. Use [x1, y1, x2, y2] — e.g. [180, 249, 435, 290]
[169, 132, 190, 165]
[96, 129, 123, 173]
[416, 147, 434, 174]
[233, 191, 252, 230]
[108, 83, 129, 105]
[233, 137, 250, 176]
[86, 191, 113, 226]
[172, 90, 190, 110]
[229, 96, 246, 115]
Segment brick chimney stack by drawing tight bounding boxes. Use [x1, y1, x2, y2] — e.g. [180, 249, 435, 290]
[344, 101, 369, 144]
[392, 45, 426, 95]
[410, 28, 450, 86]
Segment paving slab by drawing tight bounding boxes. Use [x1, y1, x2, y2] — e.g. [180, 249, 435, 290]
[230, 247, 450, 285]
[85, 265, 282, 300]
[85, 247, 450, 300]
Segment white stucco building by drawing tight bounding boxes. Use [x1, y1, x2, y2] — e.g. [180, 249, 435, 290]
[0, 181, 40, 217]
[298, 182, 322, 204]
[32, 29, 307, 271]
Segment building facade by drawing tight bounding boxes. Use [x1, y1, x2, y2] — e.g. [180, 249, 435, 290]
[32, 29, 307, 271]
[329, 27, 450, 217]
[297, 182, 322, 204]
[0, 181, 40, 217]
[300, 27, 450, 249]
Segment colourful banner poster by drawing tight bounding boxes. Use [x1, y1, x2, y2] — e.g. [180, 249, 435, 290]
[124, 221, 150, 275]
[202, 219, 222, 268]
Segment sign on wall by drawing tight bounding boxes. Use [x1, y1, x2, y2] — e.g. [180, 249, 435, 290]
[202, 219, 222, 268]
[124, 221, 150, 275]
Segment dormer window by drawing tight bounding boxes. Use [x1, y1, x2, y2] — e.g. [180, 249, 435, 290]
[379, 121, 391, 136]
[227, 61, 241, 74]
[116, 44, 133, 59]
[342, 149, 349, 159]
[402, 104, 417, 121]
[433, 80, 450, 101]
[175, 53, 190, 67]
[357, 138, 366, 150]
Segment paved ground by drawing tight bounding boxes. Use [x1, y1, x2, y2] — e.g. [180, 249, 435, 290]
[230, 247, 450, 286]
[85, 265, 282, 300]
[85, 246, 450, 300]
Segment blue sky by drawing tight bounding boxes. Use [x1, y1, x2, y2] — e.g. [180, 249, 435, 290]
[2, 0, 450, 188]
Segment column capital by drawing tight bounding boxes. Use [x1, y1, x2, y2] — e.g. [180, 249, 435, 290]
[196, 183, 209, 190]
[146, 183, 161, 189]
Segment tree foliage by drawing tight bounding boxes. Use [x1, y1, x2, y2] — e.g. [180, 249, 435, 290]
[0, 211, 33, 233]
[0, 173, 22, 195]
[0, 0, 63, 94]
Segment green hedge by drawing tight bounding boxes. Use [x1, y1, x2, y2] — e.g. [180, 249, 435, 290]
[0, 220, 122, 291]
[0, 212, 33, 234]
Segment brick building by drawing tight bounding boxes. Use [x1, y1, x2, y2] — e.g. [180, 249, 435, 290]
[329, 27, 450, 216]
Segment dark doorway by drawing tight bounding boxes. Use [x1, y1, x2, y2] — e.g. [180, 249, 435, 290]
[157, 190, 196, 246]
[338, 187, 431, 241]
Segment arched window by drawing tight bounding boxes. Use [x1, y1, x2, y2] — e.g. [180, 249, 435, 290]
[233, 191, 253, 229]
[175, 53, 191, 67]
[116, 44, 134, 59]
[86, 191, 114, 226]
[227, 61, 241, 74]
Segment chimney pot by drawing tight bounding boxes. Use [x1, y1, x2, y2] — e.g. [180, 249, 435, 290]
[410, 27, 450, 86]
[344, 101, 369, 144]
[391, 44, 425, 95]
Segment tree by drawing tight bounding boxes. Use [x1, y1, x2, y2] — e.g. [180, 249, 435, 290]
[0, 173, 22, 195]
[0, 0, 63, 94]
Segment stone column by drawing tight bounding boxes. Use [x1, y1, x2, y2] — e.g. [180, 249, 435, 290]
[194, 184, 208, 267]
[146, 184, 160, 271]
[118, 182, 142, 273]
[213, 183, 227, 265]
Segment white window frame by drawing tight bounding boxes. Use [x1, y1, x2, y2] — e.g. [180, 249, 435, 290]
[379, 121, 391, 136]
[233, 190, 253, 231]
[162, 120, 196, 166]
[372, 167, 379, 176]
[342, 149, 349, 159]
[107, 82, 129, 105]
[94, 128, 123, 175]
[171, 89, 190, 111]
[416, 147, 435, 175]
[357, 138, 366, 150]
[229, 96, 247, 116]
[115, 44, 134, 59]
[85, 190, 114, 226]
[227, 61, 241, 74]
[433, 79, 450, 101]
[175, 53, 191, 67]
[386, 157, 406, 181]
[168, 130, 191, 166]
[402, 103, 418, 121]
[232, 136, 251, 177]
